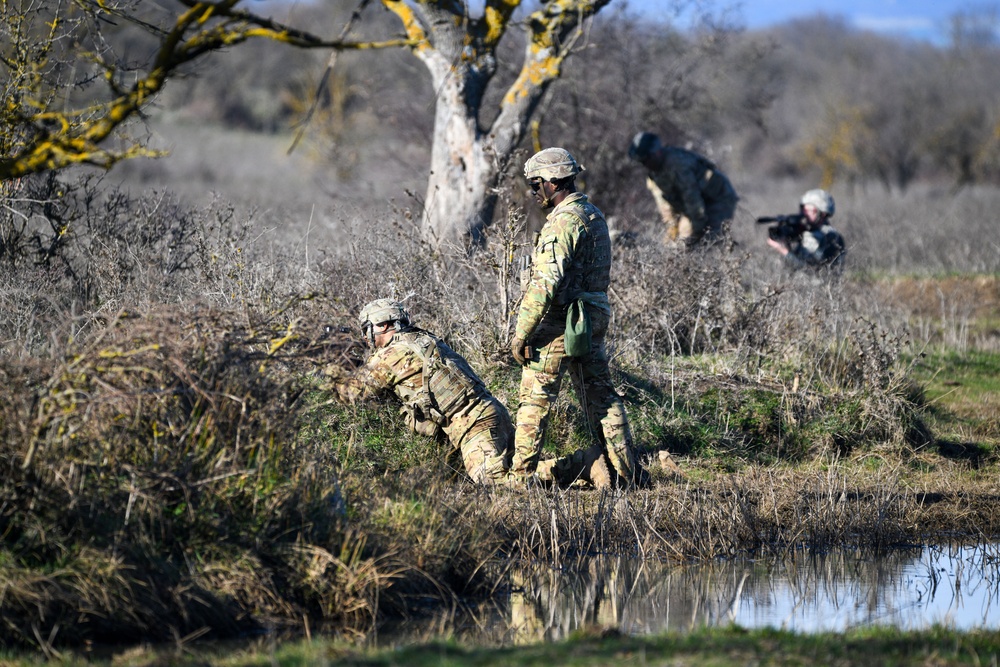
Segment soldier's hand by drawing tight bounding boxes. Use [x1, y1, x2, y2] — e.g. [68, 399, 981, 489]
[510, 337, 527, 366]
[767, 237, 789, 256]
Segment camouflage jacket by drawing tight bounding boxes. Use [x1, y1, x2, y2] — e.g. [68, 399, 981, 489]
[647, 147, 737, 226]
[785, 224, 846, 271]
[332, 329, 494, 439]
[516, 192, 612, 342]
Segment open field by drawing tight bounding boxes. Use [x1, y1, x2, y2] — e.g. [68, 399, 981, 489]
[2, 118, 1000, 656]
[4, 0, 1000, 658]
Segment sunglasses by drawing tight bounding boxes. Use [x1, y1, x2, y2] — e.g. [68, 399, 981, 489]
[528, 178, 544, 192]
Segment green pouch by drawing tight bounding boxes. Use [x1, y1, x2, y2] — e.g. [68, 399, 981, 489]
[564, 299, 592, 357]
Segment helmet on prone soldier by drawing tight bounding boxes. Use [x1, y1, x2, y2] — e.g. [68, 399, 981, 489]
[358, 299, 410, 346]
[524, 147, 582, 182]
[800, 189, 835, 217]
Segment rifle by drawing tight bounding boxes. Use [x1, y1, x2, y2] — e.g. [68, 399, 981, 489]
[755, 214, 806, 243]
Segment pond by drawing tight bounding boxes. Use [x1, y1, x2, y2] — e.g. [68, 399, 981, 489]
[377, 543, 1000, 646]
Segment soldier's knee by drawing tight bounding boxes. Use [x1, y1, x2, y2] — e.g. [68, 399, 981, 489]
[472, 454, 510, 483]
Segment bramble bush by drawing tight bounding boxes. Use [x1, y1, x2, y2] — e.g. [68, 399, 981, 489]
[0, 174, 988, 651]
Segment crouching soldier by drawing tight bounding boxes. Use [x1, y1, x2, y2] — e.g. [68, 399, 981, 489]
[329, 299, 513, 484]
[628, 131, 739, 248]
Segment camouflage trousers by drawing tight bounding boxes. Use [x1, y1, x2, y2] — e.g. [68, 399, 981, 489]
[510, 312, 638, 486]
[448, 396, 514, 484]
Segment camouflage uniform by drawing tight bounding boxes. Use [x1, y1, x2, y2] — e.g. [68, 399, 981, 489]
[646, 146, 738, 246]
[775, 190, 845, 273]
[332, 329, 512, 483]
[512, 191, 640, 486]
[628, 132, 739, 246]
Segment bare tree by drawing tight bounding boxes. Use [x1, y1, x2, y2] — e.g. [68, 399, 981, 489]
[0, 0, 617, 246]
[0, 1, 381, 177]
[352, 0, 619, 244]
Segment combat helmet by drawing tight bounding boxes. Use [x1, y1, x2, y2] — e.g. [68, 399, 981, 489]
[628, 132, 661, 162]
[358, 299, 410, 347]
[524, 147, 582, 182]
[800, 189, 835, 216]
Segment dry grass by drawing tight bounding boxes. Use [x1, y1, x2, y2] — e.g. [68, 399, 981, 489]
[1, 170, 999, 651]
[485, 463, 942, 565]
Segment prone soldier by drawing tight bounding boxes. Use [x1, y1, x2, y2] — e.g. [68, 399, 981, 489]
[329, 299, 513, 484]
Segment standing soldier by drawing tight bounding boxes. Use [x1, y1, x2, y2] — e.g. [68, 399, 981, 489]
[628, 131, 739, 248]
[509, 147, 648, 489]
[330, 299, 513, 484]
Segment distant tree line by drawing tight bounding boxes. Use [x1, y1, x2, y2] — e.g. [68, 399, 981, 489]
[159, 4, 1000, 204]
[3, 0, 997, 241]
[754, 14, 1000, 193]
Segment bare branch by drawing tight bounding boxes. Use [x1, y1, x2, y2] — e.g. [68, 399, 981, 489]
[490, 0, 610, 152]
[0, 1, 415, 181]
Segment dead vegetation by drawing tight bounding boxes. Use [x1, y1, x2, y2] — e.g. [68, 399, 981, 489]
[0, 173, 998, 652]
[2, 1, 1000, 655]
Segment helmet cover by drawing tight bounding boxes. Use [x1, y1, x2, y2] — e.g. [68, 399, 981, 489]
[358, 299, 410, 332]
[524, 147, 582, 181]
[800, 189, 835, 216]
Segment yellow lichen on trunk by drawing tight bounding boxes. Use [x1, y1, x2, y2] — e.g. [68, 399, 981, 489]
[503, 54, 561, 105]
[482, 0, 520, 47]
[499, 0, 603, 106]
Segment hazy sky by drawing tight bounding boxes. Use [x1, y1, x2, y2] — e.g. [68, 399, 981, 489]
[744, 0, 969, 40]
[645, 0, 979, 43]
[273, 0, 986, 44]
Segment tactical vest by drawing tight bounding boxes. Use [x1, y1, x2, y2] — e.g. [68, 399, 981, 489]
[394, 330, 487, 426]
[553, 199, 612, 306]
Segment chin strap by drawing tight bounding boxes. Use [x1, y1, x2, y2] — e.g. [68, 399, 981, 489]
[365, 319, 409, 348]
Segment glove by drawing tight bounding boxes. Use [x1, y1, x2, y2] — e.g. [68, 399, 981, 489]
[510, 337, 527, 366]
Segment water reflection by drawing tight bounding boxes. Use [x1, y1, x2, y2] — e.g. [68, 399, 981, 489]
[379, 543, 1000, 645]
[502, 544, 1000, 641]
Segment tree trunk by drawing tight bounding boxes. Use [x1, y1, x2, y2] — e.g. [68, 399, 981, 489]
[383, 0, 610, 247]
[421, 84, 498, 246]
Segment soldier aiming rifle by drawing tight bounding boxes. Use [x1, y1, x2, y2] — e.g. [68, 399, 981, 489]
[327, 299, 514, 484]
[759, 189, 846, 273]
[756, 213, 807, 243]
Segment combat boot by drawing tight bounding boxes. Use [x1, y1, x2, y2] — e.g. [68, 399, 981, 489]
[583, 445, 613, 490]
[614, 461, 652, 489]
[496, 470, 554, 490]
[604, 441, 638, 487]
[531, 460, 559, 489]
[632, 464, 652, 489]
[550, 445, 612, 490]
